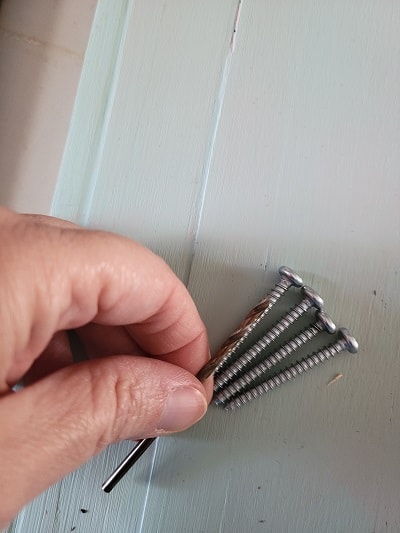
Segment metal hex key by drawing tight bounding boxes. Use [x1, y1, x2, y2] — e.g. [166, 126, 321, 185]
[102, 362, 215, 493]
[102, 266, 302, 492]
[102, 267, 358, 492]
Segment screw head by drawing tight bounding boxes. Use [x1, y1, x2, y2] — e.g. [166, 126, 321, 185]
[316, 310, 336, 334]
[301, 285, 324, 309]
[278, 266, 303, 288]
[338, 328, 359, 354]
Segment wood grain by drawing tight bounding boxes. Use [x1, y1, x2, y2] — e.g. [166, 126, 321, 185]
[8, 1, 400, 532]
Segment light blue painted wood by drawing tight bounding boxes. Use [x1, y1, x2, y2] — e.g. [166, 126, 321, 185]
[53, 0, 239, 282]
[51, 0, 132, 225]
[179, 3, 400, 531]
[9, 1, 400, 532]
[7, 1, 239, 532]
[137, 0, 400, 532]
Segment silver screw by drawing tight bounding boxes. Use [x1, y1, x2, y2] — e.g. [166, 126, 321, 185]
[214, 285, 324, 391]
[214, 310, 336, 406]
[211, 266, 303, 377]
[224, 328, 359, 410]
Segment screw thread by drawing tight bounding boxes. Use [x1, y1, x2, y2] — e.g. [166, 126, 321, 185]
[267, 278, 291, 306]
[214, 298, 312, 391]
[215, 322, 322, 405]
[213, 278, 292, 376]
[225, 338, 346, 410]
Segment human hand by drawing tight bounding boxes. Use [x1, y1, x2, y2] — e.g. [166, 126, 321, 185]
[0, 208, 211, 527]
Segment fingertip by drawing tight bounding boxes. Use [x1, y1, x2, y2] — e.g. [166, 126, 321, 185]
[157, 386, 208, 433]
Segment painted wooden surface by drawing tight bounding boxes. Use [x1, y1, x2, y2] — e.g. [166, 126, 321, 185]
[7, 1, 400, 532]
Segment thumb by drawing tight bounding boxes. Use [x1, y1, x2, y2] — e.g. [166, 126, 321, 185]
[0, 355, 207, 526]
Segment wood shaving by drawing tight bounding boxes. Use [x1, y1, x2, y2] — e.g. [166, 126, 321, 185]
[327, 373, 343, 386]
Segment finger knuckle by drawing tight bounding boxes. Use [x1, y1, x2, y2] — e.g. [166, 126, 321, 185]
[91, 359, 162, 450]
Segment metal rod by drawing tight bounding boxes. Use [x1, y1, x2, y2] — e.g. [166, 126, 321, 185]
[102, 438, 156, 493]
[101, 267, 301, 491]
[102, 360, 217, 492]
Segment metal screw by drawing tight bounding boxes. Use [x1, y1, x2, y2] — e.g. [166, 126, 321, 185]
[224, 328, 359, 410]
[214, 285, 324, 391]
[214, 310, 336, 406]
[199, 266, 303, 381]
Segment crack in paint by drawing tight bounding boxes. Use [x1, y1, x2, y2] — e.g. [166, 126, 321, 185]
[183, 0, 244, 286]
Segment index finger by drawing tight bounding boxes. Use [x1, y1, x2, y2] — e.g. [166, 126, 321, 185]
[0, 209, 209, 386]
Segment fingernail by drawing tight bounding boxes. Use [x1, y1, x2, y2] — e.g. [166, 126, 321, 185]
[158, 387, 207, 433]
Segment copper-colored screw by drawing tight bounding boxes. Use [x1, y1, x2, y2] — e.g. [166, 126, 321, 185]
[214, 286, 323, 392]
[198, 266, 303, 381]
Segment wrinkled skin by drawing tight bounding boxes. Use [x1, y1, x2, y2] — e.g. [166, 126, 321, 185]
[0, 208, 212, 527]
